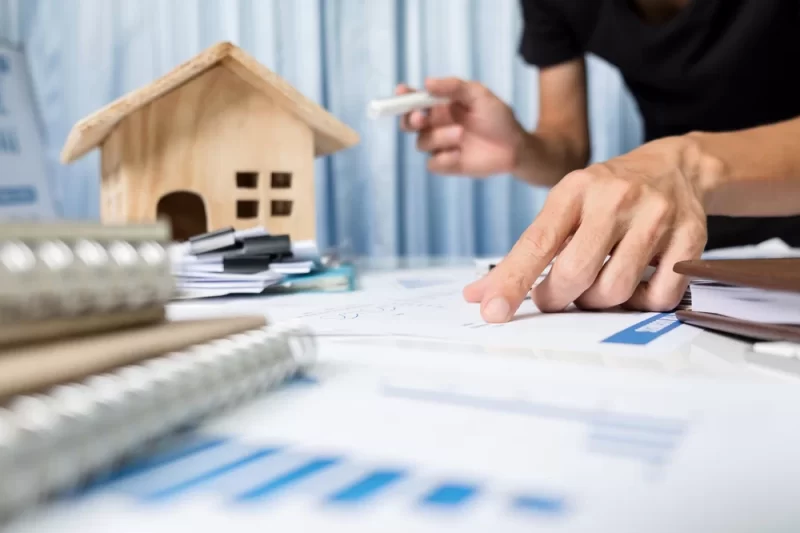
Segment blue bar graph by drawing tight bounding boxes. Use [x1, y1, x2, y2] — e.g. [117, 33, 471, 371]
[287, 374, 319, 386]
[87, 436, 574, 521]
[326, 470, 407, 504]
[589, 430, 679, 449]
[421, 483, 479, 507]
[512, 495, 565, 514]
[588, 421, 684, 466]
[235, 457, 341, 501]
[382, 384, 688, 469]
[382, 385, 686, 432]
[81, 435, 228, 494]
[143, 447, 281, 501]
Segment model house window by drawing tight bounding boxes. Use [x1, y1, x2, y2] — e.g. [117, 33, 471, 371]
[237, 200, 259, 219]
[270, 172, 292, 188]
[236, 172, 259, 189]
[271, 200, 292, 217]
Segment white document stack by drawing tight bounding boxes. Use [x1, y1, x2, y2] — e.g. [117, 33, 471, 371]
[688, 238, 800, 324]
[169, 226, 320, 298]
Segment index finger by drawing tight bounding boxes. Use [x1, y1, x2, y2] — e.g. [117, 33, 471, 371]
[395, 84, 417, 131]
[475, 189, 581, 322]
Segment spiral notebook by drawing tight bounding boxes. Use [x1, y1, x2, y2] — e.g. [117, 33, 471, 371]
[0, 220, 175, 345]
[0, 316, 317, 522]
[0, 221, 319, 523]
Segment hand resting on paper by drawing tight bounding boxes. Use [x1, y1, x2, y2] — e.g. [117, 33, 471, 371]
[463, 137, 709, 323]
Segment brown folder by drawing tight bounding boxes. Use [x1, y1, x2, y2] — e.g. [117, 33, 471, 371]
[674, 309, 800, 343]
[673, 258, 800, 292]
[673, 258, 800, 342]
[0, 315, 267, 404]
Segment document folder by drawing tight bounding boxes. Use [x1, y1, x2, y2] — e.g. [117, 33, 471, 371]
[673, 258, 800, 342]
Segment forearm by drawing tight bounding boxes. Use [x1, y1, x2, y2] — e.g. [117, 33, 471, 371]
[512, 129, 590, 188]
[682, 117, 800, 217]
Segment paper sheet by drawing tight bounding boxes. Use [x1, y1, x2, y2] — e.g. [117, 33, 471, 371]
[170, 273, 699, 355]
[699, 238, 800, 260]
[9, 345, 800, 533]
[690, 283, 800, 324]
[684, 238, 800, 325]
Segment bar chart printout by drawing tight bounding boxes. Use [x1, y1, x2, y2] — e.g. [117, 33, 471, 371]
[7, 349, 800, 533]
[84, 434, 570, 522]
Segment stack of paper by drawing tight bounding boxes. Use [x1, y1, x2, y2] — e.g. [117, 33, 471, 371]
[170, 226, 353, 298]
[699, 237, 800, 260]
[689, 281, 800, 324]
[683, 239, 800, 325]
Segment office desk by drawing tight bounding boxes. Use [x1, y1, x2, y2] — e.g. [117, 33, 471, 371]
[7, 264, 798, 533]
[169, 257, 800, 384]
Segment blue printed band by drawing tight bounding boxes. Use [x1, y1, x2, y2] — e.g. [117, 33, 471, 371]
[601, 313, 682, 345]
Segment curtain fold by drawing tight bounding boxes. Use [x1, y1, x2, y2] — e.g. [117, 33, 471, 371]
[0, 0, 643, 257]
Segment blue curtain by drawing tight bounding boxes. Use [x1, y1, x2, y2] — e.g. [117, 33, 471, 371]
[0, 0, 642, 257]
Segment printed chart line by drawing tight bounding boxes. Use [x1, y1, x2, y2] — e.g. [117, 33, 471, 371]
[381, 385, 686, 431]
[381, 385, 688, 466]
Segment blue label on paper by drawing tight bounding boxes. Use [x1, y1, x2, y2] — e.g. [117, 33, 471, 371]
[0, 54, 8, 115]
[0, 128, 20, 153]
[0, 186, 37, 206]
[602, 313, 682, 345]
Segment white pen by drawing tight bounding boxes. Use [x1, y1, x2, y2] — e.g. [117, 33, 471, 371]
[367, 91, 450, 119]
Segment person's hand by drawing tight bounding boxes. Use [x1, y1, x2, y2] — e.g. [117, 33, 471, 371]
[463, 136, 710, 322]
[397, 78, 527, 177]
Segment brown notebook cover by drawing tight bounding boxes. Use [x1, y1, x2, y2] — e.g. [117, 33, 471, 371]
[673, 258, 800, 292]
[0, 315, 267, 404]
[675, 310, 800, 343]
[0, 305, 167, 348]
[673, 258, 800, 342]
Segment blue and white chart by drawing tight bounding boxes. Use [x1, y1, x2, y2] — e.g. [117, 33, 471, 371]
[10, 348, 800, 533]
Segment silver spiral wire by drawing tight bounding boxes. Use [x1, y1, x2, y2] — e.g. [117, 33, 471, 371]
[0, 323, 316, 523]
[0, 237, 175, 323]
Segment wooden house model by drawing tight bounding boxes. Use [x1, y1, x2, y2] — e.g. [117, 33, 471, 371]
[59, 42, 359, 242]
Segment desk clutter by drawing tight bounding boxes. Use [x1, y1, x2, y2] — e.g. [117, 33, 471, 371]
[4, 221, 800, 532]
[170, 226, 356, 299]
[0, 221, 317, 523]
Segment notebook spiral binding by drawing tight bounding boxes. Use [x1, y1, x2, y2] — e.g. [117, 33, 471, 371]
[0, 322, 316, 522]
[0, 232, 174, 323]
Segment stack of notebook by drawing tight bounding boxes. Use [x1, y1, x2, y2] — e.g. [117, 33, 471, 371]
[0, 221, 317, 522]
[170, 226, 356, 298]
[674, 257, 800, 342]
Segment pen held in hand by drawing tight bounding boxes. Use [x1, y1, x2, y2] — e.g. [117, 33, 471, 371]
[367, 92, 450, 119]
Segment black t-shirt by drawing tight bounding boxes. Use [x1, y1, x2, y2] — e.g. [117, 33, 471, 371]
[518, 0, 800, 249]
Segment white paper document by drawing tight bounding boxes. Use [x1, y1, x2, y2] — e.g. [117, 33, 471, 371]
[690, 282, 800, 324]
[682, 238, 800, 325]
[9, 347, 800, 533]
[171, 277, 698, 355]
[699, 237, 800, 260]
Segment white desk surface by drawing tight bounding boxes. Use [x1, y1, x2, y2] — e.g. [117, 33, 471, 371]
[7, 260, 800, 533]
[168, 257, 800, 384]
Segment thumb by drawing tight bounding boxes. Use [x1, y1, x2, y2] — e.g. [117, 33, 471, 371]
[425, 77, 489, 107]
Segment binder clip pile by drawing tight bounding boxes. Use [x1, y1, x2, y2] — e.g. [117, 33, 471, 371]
[170, 226, 356, 299]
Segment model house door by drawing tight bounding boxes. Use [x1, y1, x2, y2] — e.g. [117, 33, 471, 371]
[157, 191, 207, 241]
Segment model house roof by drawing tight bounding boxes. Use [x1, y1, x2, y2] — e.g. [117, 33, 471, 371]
[60, 41, 360, 163]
